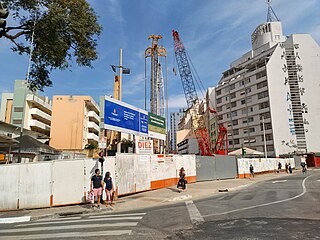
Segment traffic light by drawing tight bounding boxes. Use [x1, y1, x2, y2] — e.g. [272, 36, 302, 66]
[242, 147, 246, 156]
[0, 2, 9, 29]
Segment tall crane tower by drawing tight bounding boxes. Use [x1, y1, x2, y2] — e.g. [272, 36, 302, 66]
[145, 35, 167, 116]
[172, 30, 228, 156]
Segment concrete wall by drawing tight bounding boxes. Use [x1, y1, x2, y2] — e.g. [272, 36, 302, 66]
[237, 157, 295, 178]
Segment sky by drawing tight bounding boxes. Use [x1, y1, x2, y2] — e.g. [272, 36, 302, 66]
[0, 0, 319, 115]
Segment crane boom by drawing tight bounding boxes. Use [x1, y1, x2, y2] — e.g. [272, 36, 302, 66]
[172, 30, 213, 156]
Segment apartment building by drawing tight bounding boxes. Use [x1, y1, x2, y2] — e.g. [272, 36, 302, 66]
[214, 19, 320, 157]
[50, 96, 100, 150]
[169, 108, 185, 152]
[0, 80, 52, 137]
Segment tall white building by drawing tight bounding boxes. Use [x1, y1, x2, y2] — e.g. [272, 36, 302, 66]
[0, 80, 52, 137]
[214, 18, 320, 157]
[169, 108, 185, 152]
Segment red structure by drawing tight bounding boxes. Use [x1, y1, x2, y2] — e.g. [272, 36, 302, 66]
[172, 30, 228, 155]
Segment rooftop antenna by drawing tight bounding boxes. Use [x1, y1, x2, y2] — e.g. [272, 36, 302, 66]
[266, 0, 279, 22]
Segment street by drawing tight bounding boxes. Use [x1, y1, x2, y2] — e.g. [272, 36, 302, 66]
[0, 171, 319, 240]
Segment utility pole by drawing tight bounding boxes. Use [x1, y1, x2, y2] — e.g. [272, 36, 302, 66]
[262, 116, 267, 160]
[119, 48, 123, 101]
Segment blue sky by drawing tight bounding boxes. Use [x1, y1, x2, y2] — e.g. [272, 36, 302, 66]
[0, 0, 319, 114]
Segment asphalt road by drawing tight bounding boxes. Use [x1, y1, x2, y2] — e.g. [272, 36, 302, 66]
[0, 170, 319, 240]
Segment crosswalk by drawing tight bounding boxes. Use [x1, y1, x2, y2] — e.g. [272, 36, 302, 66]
[0, 212, 146, 239]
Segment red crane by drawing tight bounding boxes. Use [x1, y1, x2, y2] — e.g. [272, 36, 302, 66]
[172, 30, 228, 155]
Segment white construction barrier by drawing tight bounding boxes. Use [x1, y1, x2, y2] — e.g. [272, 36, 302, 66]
[237, 158, 295, 178]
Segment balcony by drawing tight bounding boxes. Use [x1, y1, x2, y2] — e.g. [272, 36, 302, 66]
[29, 119, 51, 132]
[88, 111, 99, 121]
[87, 132, 99, 142]
[26, 94, 52, 112]
[29, 108, 51, 123]
[87, 121, 99, 132]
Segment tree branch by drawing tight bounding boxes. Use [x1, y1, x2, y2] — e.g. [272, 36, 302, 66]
[5, 25, 28, 31]
[3, 30, 30, 40]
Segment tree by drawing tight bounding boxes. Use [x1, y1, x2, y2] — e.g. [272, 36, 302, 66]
[1, 0, 102, 91]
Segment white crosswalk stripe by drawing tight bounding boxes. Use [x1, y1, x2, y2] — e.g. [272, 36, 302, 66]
[0, 212, 146, 239]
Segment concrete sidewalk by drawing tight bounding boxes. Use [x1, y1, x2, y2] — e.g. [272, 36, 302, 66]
[0, 172, 294, 222]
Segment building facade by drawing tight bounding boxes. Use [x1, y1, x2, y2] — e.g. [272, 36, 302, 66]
[214, 20, 320, 157]
[169, 108, 185, 152]
[0, 80, 52, 137]
[50, 96, 100, 150]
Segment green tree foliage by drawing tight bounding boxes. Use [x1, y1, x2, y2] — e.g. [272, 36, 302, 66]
[1, 0, 102, 91]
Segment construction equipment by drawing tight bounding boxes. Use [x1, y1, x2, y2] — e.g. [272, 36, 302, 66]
[172, 30, 228, 155]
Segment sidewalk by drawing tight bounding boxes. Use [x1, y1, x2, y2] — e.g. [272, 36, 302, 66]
[0, 172, 293, 222]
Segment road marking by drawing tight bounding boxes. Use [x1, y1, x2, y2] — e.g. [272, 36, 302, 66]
[185, 200, 204, 225]
[0, 222, 138, 233]
[17, 216, 143, 227]
[203, 174, 315, 218]
[88, 212, 146, 219]
[35, 216, 81, 222]
[0, 230, 132, 239]
[0, 216, 30, 224]
[272, 180, 287, 183]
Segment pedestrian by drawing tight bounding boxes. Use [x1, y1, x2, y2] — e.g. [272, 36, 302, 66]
[177, 167, 187, 192]
[288, 163, 292, 174]
[301, 162, 307, 174]
[249, 164, 254, 178]
[104, 171, 114, 206]
[278, 162, 282, 173]
[285, 163, 288, 173]
[91, 169, 104, 209]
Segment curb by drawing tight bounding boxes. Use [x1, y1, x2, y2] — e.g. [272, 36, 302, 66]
[0, 216, 31, 224]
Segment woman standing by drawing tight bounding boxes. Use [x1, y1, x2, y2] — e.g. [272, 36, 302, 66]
[104, 172, 114, 206]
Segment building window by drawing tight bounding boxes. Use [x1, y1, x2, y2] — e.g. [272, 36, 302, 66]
[230, 92, 236, 99]
[246, 88, 251, 94]
[257, 80, 268, 89]
[260, 112, 271, 120]
[248, 117, 254, 122]
[243, 128, 248, 134]
[233, 129, 239, 135]
[259, 102, 269, 109]
[234, 139, 240, 144]
[14, 107, 23, 112]
[231, 111, 237, 117]
[243, 120, 248, 124]
[249, 127, 255, 133]
[231, 101, 237, 108]
[217, 106, 222, 112]
[226, 103, 231, 109]
[258, 91, 269, 99]
[12, 119, 22, 124]
[267, 145, 274, 151]
[218, 115, 223, 121]
[216, 89, 221, 96]
[227, 113, 230, 118]
[232, 120, 238, 126]
[229, 140, 233, 146]
[217, 98, 222, 104]
[230, 84, 235, 90]
[241, 99, 246, 105]
[262, 134, 273, 141]
[256, 70, 267, 79]
[247, 97, 252, 103]
[261, 122, 272, 130]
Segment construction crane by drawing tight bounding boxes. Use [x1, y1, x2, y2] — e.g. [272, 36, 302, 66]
[172, 30, 228, 156]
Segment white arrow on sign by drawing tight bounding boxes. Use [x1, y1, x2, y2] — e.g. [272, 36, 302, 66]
[272, 180, 287, 184]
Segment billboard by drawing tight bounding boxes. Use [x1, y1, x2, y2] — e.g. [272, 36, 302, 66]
[148, 112, 166, 140]
[104, 96, 148, 136]
[135, 138, 153, 154]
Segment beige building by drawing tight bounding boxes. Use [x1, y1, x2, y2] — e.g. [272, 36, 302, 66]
[50, 96, 100, 150]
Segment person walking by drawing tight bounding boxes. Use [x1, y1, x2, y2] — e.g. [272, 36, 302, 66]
[104, 171, 114, 206]
[278, 162, 282, 173]
[285, 163, 289, 173]
[177, 167, 187, 192]
[301, 162, 307, 174]
[249, 164, 254, 178]
[91, 169, 104, 209]
[288, 163, 292, 174]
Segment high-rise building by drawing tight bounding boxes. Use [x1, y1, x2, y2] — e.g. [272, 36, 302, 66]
[214, 16, 320, 157]
[50, 96, 100, 150]
[0, 80, 52, 137]
[169, 108, 185, 152]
